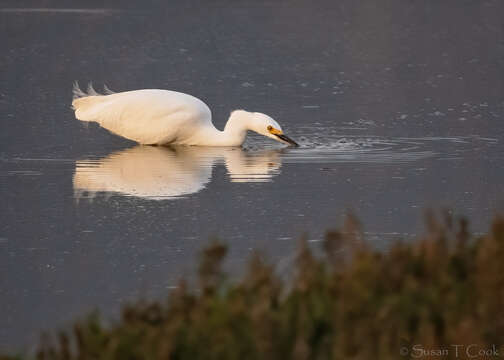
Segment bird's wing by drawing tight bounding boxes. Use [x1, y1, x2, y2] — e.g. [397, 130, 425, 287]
[72, 89, 212, 144]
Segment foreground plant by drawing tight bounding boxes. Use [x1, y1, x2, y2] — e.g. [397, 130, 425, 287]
[9, 213, 504, 359]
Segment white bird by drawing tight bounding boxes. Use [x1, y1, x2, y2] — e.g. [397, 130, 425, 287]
[72, 83, 298, 147]
[73, 146, 282, 200]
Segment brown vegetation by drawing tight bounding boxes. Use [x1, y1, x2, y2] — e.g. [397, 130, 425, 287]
[5, 213, 504, 359]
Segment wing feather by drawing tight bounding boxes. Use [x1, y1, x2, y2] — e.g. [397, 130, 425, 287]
[72, 87, 212, 144]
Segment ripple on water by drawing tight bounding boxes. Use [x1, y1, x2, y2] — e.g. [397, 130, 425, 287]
[245, 132, 498, 165]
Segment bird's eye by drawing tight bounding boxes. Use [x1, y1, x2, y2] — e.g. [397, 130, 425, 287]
[267, 125, 273, 131]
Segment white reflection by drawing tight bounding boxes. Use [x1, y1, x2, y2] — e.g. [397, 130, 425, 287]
[73, 146, 281, 200]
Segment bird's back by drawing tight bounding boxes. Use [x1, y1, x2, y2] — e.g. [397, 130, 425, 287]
[72, 85, 213, 144]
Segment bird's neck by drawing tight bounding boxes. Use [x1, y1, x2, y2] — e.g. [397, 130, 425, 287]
[198, 110, 253, 146]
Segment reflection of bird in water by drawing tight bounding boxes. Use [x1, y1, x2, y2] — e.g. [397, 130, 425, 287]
[72, 84, 298, 147]
[73, 146, 282, 200]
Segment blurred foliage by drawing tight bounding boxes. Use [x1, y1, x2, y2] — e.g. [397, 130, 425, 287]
[6, 213, 504, 359]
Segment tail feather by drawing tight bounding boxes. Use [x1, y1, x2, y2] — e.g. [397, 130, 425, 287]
[72, 81, 115, 100]
[86, 82, 99, 96]
[103, 84, 115, 95]
[72, 82, 117, 121]
[72, 81, 88, 100]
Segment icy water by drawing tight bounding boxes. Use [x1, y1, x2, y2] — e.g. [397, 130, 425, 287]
[1, 0, 504, 351]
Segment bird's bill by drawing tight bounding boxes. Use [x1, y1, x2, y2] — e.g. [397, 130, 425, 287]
[275, 133, 299, 147]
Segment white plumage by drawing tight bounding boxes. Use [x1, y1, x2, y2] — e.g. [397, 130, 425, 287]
[73, 146, 281, 200]
[72, 83, 298, 147]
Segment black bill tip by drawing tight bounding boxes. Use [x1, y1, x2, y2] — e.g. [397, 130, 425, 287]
[275, 134, 299, 147]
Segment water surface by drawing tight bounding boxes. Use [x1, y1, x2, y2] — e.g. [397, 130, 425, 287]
[1, 0, 503, 351]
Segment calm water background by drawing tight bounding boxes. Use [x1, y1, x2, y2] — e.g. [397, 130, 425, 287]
[1, 0, 503, 351]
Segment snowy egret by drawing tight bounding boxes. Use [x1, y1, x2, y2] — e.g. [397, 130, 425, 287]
[72, 83, 298, 147]
[73, 146, 282, 200]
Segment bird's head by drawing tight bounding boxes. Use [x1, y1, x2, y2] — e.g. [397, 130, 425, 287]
[250, 112, 299, 147]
